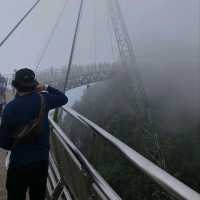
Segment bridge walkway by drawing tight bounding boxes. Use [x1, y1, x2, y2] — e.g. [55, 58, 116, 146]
[0, 89, 12, 200]
[0, 151, 7, 200]
[0, 90, 17, 200]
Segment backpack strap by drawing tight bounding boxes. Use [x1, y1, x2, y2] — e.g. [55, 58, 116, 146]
[12, 93, 46, 148]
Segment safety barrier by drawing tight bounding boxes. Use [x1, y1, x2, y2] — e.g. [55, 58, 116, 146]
[48, 107, 200, 200]
[48, 114, 121, 200]
[47, 153, 73, 200]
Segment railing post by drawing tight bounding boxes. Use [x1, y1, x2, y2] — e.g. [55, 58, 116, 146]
[50, 181, 64, 200]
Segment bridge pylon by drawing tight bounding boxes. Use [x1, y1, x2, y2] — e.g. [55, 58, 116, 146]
[107, 0, 166, 170]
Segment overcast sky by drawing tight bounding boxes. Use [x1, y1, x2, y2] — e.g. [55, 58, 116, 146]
[0, 0, 199, 76]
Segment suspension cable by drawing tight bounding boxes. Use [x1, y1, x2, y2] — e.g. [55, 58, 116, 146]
[105, 0, 116, 63]
[0, 0, 41, 48]
[35, 0, 68, 72]
[93, 0, 97, 69]
[63, 0, 84, 92]
[53, 0, 84, 122]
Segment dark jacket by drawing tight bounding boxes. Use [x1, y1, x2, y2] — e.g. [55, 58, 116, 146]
[0, 86, 68, 168]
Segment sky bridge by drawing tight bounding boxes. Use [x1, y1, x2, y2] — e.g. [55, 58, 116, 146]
[0, 0, 199, 200]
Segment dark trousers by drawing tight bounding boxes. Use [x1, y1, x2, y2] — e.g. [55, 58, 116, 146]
[6, 161, 49, 200]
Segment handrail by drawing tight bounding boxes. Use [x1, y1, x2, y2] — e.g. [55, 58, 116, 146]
[48, 114, 122, 200]
[61, 106, 200, 200]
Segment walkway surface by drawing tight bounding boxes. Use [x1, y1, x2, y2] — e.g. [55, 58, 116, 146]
[0, 151, 7, 200]
[0, 89, 13, 200]
[0, 90, 31, 200]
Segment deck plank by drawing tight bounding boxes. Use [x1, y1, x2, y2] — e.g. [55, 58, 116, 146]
[0, 151, 7, 200]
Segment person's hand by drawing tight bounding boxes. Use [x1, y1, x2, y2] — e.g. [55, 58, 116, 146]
[36, 84, 46, 92]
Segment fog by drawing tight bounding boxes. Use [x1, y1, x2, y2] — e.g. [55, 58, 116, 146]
[0, 0, 199, 73]
[1, 0, 199, 129]
[0, 1, 199, 198]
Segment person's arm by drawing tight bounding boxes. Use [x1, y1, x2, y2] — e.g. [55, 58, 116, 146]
[0, 107, 13, 150]
[44, 86, 68, 110]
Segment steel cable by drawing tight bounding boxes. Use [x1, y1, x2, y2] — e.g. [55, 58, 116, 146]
[35, 0, 68, 72]
[0, 0, 41, 48]
[53, 0, 84, 122]
[62, 0, 84, 92]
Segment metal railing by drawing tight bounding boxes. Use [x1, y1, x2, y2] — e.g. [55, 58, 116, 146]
[49, 114, 122, 200]
[47, 153, 73, 200]
[48, 107, 200, 200]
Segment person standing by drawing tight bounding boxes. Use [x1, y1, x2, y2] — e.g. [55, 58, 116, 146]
[0, 68, 68, 200]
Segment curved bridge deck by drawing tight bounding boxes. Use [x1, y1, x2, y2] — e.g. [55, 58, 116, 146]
[0, 151, 7, 200]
